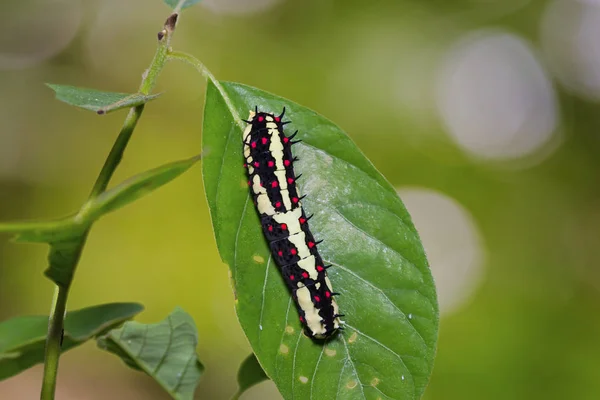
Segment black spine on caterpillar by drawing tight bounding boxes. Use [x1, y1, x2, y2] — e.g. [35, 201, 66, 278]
[242, 108, 341, 339]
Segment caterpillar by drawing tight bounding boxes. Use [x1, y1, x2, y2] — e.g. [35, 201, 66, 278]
[242, 107, 342, 340]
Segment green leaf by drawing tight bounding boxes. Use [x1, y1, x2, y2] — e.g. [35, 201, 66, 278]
[233, 354, 269, 399]
[97, 307, 203, 400]
[163, 0, 203, 10]
[0, 302, 143, 381]
[46, 84, 161, 114]
[44, 237, 86, 287]
[202, 81, 439, 400]
[81, 155, 200, 222]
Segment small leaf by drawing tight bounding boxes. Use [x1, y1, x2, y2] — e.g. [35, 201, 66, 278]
[202, 81, 439, 400]
[46, 84, 161, 114]
[80, 155, 200, 223]
[97, 307, 203, 400]
[233, 354, 269, 399]
[163, 0, 203, 10]
[0, 303, 143, 381]
[44, 236, 86, 287]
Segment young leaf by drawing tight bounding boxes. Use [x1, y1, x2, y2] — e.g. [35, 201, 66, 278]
[163, 0, 203, 10]
[43, 237, 86, 288]
[46, 84, 161, 114]
[0, 302, 143, 381]
[97, 307, 203, 400]
[80, 155, 200, 223]
[202, 81, 439, 400]
[233, 354, 269, 399]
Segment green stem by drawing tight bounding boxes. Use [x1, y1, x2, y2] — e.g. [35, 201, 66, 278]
[40, 12, 179, 400]
[40, 286, 69, 400]
[89, 34, 170, 199]
[167, 50, 245, 130]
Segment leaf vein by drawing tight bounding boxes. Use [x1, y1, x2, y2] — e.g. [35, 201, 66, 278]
[345, 323, 416, 394]
[326, 260, 428, 348]
[257, 256, 272, 340]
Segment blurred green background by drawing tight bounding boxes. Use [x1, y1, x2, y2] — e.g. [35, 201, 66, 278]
[1, 0, 599, 399]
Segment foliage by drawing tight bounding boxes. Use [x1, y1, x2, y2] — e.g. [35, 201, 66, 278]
[0, 1, 438, 399]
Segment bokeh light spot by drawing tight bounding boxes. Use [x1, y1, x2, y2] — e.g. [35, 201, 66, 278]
[436, 30, 559, 161]
[542, 0, 600, 100]
[0, 0, 82, 70]
[398, 187, 485, 315]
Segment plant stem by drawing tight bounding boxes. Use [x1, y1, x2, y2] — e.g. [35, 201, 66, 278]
[167, 50, 245, 129]
[89, 35, 170, 199]
[40, 12, 179, 399]
[40, 286, 69, 400]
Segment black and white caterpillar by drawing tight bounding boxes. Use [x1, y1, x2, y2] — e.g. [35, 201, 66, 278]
[242, 108, 342, 339]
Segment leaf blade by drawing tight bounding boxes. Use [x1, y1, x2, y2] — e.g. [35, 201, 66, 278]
[97, 307, 203, 400]
[46, 84, 160, 114]
[81, 155, 200, 222]
[234, 354, 269, 399]
[163, 0, 203, 10]
[202, 81, 439, 400]
[0, 303, 143, 381]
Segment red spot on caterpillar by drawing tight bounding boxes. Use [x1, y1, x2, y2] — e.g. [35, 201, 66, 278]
[290, 275, 295, 280]
[271, 181, 278, 188]
[247, 180, 251, 186]
[325, 291, 331, 298]
[283, 137, 289, 143]
[281, 223, 287, 230]
[268, 225, 273, 232]
[292, 197, 299, 203]
[284, 159, 291, 167]
[258, 116, 264, 122]
[302, 271, 309, 279]
[316, 265, 324, 272]
[243, 163, 247, 167]
[290, 248, 297, 255]
[308, 241, 315, 248]
[278, 251, 283, 257]
[268, 161, 274, 168]
[299, 217, 306, 224]
[299, 316, 304, 322]
[275, 116, 281, 122]
[253, 161, 259, 167]
[251, 142, 257, 148]
[314, 296, 321, 302]
[275, 201, 282, 208]
[262, 137, 268, 145]
[287, 178, 294, 184]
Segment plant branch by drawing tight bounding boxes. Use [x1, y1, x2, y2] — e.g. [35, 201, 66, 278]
[40, 283, 70, 400]
[89, 21, 173, 199]
[40, 11, 181, 400]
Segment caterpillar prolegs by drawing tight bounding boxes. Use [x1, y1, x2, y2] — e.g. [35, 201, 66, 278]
[242, 108, 342, 339]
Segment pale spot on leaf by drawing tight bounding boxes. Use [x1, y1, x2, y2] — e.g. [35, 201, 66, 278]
[299, 376, 309, 384]
[348, 331, 358, 344]
[346, 380, 358, 389]
[279, 344, 289, 354]
[285, 325, 294, 334]
[253, 254, 265, 263]
[325, 348, 337, 357]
